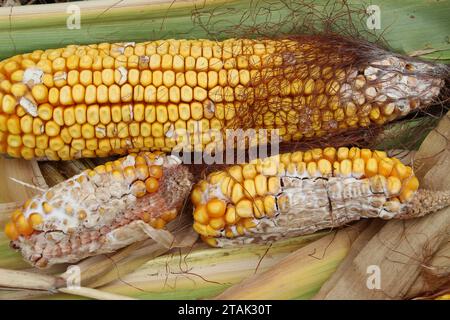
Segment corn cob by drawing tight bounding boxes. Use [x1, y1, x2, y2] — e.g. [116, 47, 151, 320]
[0, 36, 446, 160]
[3, 152, 193, 268]
[190, 147, 450, 247]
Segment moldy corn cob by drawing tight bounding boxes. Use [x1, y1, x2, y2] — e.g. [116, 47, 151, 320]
[191, 147, 450, 247]
[0, 35, 447, 159]
[4, 152, 193, 268]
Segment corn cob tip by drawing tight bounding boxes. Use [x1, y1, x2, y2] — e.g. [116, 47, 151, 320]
[396, 188, 450, 219]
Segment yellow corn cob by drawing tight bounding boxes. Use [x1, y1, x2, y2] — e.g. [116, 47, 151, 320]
[191, 147, 450, 247]
[4, 151, 193, 268]
[0, 36, 445, 159]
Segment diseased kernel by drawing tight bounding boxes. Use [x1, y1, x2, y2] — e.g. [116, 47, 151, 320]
[387, 176, 402, 195]
[131, 180, 147, 197]
[29, 213, 43, 228]
[78, 209, 87, 220]
[42, 202, 53, 214]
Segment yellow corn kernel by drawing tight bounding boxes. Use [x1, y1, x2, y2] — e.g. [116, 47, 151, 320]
[7, 115, 21, 134]
[366, 158, 378, 177]
[63, 106, 76, 126]
[45, 121, 60, 137]
[49, 136, 64, 151]
[11, 83, 27, 98]
[86, 104, 99, 125]
[236, 199, 254, 218]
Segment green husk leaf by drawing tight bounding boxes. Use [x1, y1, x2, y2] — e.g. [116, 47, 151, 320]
[0, 0, 449, 62]
[0, 232, 29, 270]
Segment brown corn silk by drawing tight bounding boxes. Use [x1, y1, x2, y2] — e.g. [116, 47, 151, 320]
[0, 35, 447, 160]
[4, 152, 193, 268]
[190, 147, 450, 247]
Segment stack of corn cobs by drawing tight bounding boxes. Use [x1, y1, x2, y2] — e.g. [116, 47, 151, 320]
[0, 35, 449, 268]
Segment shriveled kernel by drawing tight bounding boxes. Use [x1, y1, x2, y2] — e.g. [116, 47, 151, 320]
[42, 202, 53, 214]
[131, 180, 147, 197]
[370, 175, 387, 193]
[268, 176, 280, 194]
[263, 195, 276, 216]
[78, 210, 87, 221]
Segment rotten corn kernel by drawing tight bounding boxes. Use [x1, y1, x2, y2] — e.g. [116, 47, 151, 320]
[5, 151, 193, 268]
[190, 147, 450, 247]
[0, 36, 446, 159]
